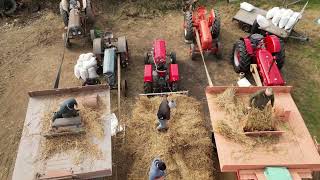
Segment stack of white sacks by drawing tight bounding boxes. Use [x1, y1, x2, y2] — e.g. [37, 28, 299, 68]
[74, 53, 99, 81]
[266, 7, 302, 30]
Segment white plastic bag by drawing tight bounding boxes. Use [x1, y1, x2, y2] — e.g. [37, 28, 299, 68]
[240, 2, 254, 12]
[266, 7, 279, 19]
[292, 12, 302, 19]
[83, 52, 94, 61]
[74, 64, 81, 79]
[279, 16, 290, 28]
[285, 16, 297, 30]
[272, 8, 285, 26]
[83, 57, 97, 70]
[79, 68, 89, 81]
[88, 67, 99, 79]
[256, 15, 270, 28]
[283, 9, 294, 17]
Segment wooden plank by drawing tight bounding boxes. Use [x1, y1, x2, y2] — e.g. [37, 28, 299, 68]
[250, 64, 263, 86]
[139, 91, 189, 96]
[205, 86, 292, 94]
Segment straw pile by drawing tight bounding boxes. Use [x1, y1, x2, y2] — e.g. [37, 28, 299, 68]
[124, 95, 214, 180]
[244, 105, 276, 132]
[40, 106, 105, 164]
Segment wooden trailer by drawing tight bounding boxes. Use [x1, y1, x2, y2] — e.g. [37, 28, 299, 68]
[206, 86, 320, 180]
[12, 85, 112, 180]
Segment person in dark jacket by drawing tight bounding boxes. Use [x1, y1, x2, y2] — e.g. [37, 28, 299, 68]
[156, 96, 176, 131]
[82, 78, 101, 86]
[52, 98, 79, 122]
[148, 158, 166, 180]
[248, 88, 274, 110]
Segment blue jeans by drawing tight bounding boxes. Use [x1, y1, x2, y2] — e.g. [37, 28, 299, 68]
[157, 118, 167, 130]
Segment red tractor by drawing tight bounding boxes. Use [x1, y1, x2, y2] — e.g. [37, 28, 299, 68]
[184, 5, 222, 60]
[232, 33, 286, 86]
[144, 39, 179, 94]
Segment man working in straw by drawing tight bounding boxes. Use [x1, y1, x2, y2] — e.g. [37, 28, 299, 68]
[149, 157, 166, 180]
[248, 87, 274, 110]
[156, 96, 176, 131]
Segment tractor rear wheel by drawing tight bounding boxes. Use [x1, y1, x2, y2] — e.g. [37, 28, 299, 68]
[184, 11, 193, 42]
[59, 5, 69, 27]
[3, 0, 17, 15]
[275, 39, 285, 70]
[85, 0, 95, 24]
[144, 52, 150, 64]
[144, 82, 152, 94]
[211, 11, 221, 39]
[190, 43, 196, 61]
[170, 52, 177, 64]
[232, 40, 251, 73]
[121, 79, 128, 97]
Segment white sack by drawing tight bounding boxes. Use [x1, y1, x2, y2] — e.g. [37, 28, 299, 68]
[279, 15, 290, 28]
[257, 15, 270, 28]
[79, 68, 89, 81]
[283, 9, 294, 17]
[240, 2, 254, 12]
[285, 16, 297, 30]
[88, 67, 99, 79]
[77, 54, 86, 64]
[266, 7, 279, 19]
[83, 57, 97, 70]
[83, 52, 94, 61]
[74, 64, 81, 79]
[272, 8, 285, 26]
[292, 12, 302, 19]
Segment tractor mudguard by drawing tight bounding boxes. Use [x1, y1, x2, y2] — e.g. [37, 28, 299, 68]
[199, 20, 212, 50]
[208, 9, 215, 25]
[144, 65, 153, 83]
[265, 35, 281, 53]
[117, 36, 128, 53]
[241, 37, 253, 55]
[169, 64, 179, 83]
[103, 48, 116, 75]
[153, 39, 167, 64]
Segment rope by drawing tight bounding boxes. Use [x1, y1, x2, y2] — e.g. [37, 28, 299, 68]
[194, 28, 213, 87]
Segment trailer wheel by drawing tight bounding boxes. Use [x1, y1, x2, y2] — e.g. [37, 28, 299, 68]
[121, 79, 128, 97]
[3, 0, 17, 15]
[190, 43, 196, 61]
[184, 11, 193, 42]
[171, 82, 178, 92]
[239, 22, 251, 33]
[275, 39, 285, 70]
[144, 52, 151, 64]
[211, 12, 221, 39]
[170, 52, 177, 64]
[62, 33, 71, 48]
[144, 82, 152, 94]
[85, 0, 95, 24]
[232, 40, 251, 73]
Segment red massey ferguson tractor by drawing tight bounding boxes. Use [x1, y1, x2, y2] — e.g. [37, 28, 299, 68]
[183, 6, 222, 60]
[232, 33, 286, 86]
[143, 39, 179, 94]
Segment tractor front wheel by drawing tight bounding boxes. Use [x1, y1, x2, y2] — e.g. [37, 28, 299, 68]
[121, 79, 128, 97]
[184, 11, 193, 42]
[85, 0, 95, 24]
[231, 40, 251, 73]
[275, 39, 285, 70]
[190, 43, 196, 61]
[144, 82, 152, 94]
[170, 52, 177, 64]
[144, 52, 150, 64]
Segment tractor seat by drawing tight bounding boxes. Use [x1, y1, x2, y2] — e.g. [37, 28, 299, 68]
[249, 34, 264, 48]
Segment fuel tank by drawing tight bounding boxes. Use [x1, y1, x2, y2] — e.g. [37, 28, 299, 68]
[153, 39, 166, 64]
[103, 48, 116, 75]
[68, 8, 81, 30]
[199, 20, 212, 50]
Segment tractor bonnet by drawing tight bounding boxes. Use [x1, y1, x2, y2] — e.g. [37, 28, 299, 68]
[153, 39, 167, 64]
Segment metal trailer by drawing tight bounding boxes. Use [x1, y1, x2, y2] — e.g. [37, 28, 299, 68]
[206, 86, 320, 180]
[232, 2, 309, 41]
[12, 85, 113, 180]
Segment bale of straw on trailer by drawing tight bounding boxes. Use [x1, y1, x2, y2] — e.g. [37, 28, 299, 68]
[243, 105, 276, 132]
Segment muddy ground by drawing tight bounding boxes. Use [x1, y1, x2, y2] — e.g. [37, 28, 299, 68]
[0, 1, 319, 180]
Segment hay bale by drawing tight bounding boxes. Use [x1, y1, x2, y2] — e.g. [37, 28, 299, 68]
[215, 88, 236, 109]
[244, 105, 276, 132]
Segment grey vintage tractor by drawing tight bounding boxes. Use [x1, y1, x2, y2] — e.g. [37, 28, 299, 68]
[0, 0, 16, 16]
[60, 0, 95, 48]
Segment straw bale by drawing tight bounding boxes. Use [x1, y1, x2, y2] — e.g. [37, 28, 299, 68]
[244, 105, 276, 132]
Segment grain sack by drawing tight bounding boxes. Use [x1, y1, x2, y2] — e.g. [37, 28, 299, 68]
[257, 15, 270, 28]
[279, 15, 290, 28]
[88, 67, 99, 79]
[83, 57, 97, 70]
[283, 9, 294, 17]
[272, 8, 285, 26]
[74, 64, 81, 79]
[266, 7, 279, 19]
[240, 2, 254, 12]
[284, 12, 301, 30]
[79, 68, 89, 81]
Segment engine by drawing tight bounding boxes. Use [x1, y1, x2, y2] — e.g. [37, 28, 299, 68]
[199, 20, 212, 50]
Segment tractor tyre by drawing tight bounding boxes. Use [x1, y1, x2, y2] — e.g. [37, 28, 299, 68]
[62, 33, 71, 48]
[184, 11, 193, 42]
[85, 0, 95, 24]
[170, 52, 177, 64]
[232, 40, 251, 73]
[2, 0, 16, 15]
[211, 12, 221, 39]
[144, 52, 150, 64]
[275, 39, 285, 70]
[93, 38, 102, 55]
[121, 79, 128, 97]
[190, 43, 196, 61]
[171, 82, 179, 92]
[215, 41, 222, 60]
[59, 3, 69, 27]
[144, 82, 152, 94]
[90, 29, 96, 42]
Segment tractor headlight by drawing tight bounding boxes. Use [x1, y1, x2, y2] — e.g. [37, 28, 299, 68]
[78, 31, 81, 35]
[72, 31, 77, 36]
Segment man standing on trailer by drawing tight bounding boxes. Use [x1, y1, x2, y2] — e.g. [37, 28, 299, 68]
[149, 157, 166, 180]
[248, 87, 275, 110]
[52, 98, 79, 122]
[156, 96, 176, 131]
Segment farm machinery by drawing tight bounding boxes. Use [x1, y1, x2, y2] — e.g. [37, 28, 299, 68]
[183, 4, 222, 60]
[0, 0, 16, 16]
[232, 33, 286, 86]
[60, 0, 95, 48]
[92, 31, 129, 96]
[143, 39, 180, 94]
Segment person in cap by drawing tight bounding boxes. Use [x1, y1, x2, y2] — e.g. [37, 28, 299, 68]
[248, 87, 274, 110]
[156, 96, 176, 131]
[52, 98, 79, 122]
[149, 158, 166, 180]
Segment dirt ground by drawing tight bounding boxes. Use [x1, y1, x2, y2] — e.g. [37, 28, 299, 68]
[0, 1, 319, 180]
